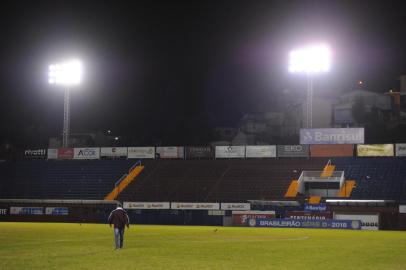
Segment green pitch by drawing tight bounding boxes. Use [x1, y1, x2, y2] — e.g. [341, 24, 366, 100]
[1, 222, 406, 270]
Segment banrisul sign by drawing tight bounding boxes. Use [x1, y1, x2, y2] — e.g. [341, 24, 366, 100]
[300, 128, 364, 144]
[304, 203, 327, 212]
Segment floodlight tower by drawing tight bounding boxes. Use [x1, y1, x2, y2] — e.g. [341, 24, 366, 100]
[289, 45, 331, 128]
[48, 60, 83, 147]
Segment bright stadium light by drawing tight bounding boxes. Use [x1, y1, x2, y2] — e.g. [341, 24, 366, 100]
[288, 44, 331, 128]
[48, 60, 82, 85]
[48, 59, 83, 148]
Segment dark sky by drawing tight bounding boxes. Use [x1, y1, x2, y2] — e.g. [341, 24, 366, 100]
[1, 0, 406, 146]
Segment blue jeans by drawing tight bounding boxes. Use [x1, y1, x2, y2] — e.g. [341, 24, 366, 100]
[114, 228, 125, 249]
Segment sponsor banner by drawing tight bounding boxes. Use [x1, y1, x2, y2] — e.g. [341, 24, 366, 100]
[300, 128, 364, 145]
[24, 149, 47, 159]
[123, 202, 170, 210]
[170, 202, 220, 210]
[334, 213, 379, 230]
[232, 211, 276, 226]
[100, 147, 128, 158]
[286, 211, 333, 220]
[128, 147, 155, 159]
[185, 146, 214, 159]
[47, 149, 58, 159]
[57, 148, 74, 159]
[357, 144, 394, 157]
[310, 144, 354, 157]
[220, 203, 251, 211]
[250, 218, 361, 230]
[304, 203, 327, 212]
[396, 144, 406, 157]
[215, 146, 246, 158]
[45, 207, 69, 215]
[10, 207, 43, 215]
[0, 209, 7, 215]
[245, 145, 276, 158]
[74, 148, 100, 159]
[399, 205, 406, 214]
[277, 145, 309, 158]
[156, 147, 184, 159]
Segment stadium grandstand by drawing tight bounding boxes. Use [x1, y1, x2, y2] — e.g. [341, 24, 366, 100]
[1, 141, 406, 230]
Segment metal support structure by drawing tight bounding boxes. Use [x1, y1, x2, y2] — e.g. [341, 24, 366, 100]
[62, 88, 70, 148]
[306, 74, 314, 128]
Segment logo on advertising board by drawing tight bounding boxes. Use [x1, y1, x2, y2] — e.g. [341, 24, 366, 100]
[74, 148, 100, 159]
[245, 146, 276, 158]
[10, 207, 44, 215]
[0, 209, 7, 215]
[277, 145, 309, 157]
[57, 148, 74, 159]
[100, 147, 128, 158]
[47, 149, 58, 159]
[357, 144, 394, 157]
[396, 144, 406, 157]
[156, 147, 184, 159]
[304, 203, 327, 212]
[128, 147, 155, 159]
[170, 202, 220, 210]
[220, 203, 251, 211]
[232, 211, 276, 225]
[253, 218, 361, 230]
[300, 128, 364, 145]
[185, 146, 214, 159]
[45, 207, 69, 215]
[215, 146, 246, 158]
[24, 149, 47, 159]
[123, 202, 170, 209]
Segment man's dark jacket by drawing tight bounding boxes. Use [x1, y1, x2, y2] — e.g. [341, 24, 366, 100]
[108, 207, 130, 229]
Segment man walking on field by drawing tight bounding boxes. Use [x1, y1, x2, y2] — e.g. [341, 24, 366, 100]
[108, 203, 130, 249]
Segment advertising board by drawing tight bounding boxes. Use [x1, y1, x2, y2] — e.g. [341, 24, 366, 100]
[123, 202, 170, 209]
[310, 144, 354, 157]
[156, 147, 184, 159]
[74, 148, 100, 159]
[127, 147, 155, 159]
[185, 146, 214, 159]
[395, 144, 406, 157]
[277, 145, 309, 157]
[250, 218, 361, 230]
[0, 209, 7, 215]
[300, 128, 364, 144]
[334, 213, 379, 230]
[10, 207, 43, 215]
[24, 149, 47, 159]
[232, 211, 275, 226]
[245, 145, 276, 158]
[170, 202, 220, 210]
[57, 148, 74, 159]
[357, 144, 394, 157]
[215, 146, 246, 158]
[100, 147, 128, 158]
[45, 207, 69, 215]
[400, 205, 406, 214]
[47, 149, 58, 159]
[220, 203, 251, 211]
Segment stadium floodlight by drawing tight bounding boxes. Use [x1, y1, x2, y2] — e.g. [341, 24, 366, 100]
[48, 59, 83, 148]
[288, 44, 331, 128]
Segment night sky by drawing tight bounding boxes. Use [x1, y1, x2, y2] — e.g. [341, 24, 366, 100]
[1, 0, 406, 147]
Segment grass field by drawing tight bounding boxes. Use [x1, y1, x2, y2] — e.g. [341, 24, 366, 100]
[1, 222, 406, 270]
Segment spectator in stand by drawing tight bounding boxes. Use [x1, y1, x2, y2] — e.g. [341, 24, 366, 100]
[108, 203, 130, 250]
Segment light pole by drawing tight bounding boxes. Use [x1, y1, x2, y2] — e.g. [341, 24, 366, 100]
[289, 44, 330, 128]
[48, 60, 83, 147]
